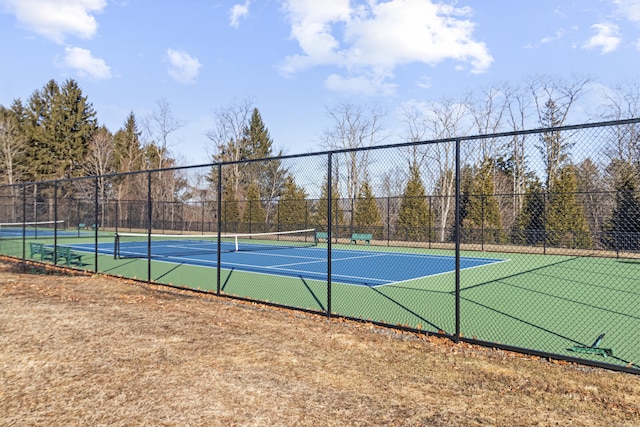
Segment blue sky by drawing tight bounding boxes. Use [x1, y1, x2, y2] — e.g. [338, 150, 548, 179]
[1, 0, 639, 165]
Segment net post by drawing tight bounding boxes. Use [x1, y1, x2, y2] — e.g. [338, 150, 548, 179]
[235, 235, 239, 252]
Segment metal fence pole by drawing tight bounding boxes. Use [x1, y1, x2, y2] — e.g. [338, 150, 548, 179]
[53, 181, 58, 266]
[147, 171, 152, 283]
[216, 164, 222, 295]
[455, 138, 461, 343]
[22, 184, 27, 272]
[94, 176, 99, 272]
[327, 153, 333, 318]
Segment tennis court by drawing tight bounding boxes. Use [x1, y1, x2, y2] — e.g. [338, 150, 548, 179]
[69, 233, 506, 287]
[4, 227, 639, 371]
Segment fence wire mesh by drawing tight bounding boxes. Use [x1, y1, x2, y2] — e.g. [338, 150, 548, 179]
[2, 119, 640, 374]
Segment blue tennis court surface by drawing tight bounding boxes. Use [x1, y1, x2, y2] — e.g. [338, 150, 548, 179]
[72, 240, 506, 287]
[0, 228, 80, 238]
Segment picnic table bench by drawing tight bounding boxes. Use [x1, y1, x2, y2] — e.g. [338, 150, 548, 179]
[350, 233, 372, 245]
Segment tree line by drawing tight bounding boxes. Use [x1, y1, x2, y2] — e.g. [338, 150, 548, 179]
[1, 77, 640, 251]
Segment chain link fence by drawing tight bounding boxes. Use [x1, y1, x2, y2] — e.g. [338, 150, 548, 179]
[1, 118, 639, 374]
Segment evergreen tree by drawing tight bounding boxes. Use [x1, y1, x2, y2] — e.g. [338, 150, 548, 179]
[396, 164, 431, 241]
[462, 158, 504, 243]
[278, 176, 308, 229]
[222, 184, 240, 232]
[243, 108, 288, 222]
[21, 79, 97, 183]
[313, 179, 342, 231]
[208, 107, 288, 223]
[546, 165, 592, 248]
[512, 178, 545, 246]
[353, 179, 382, 238]
[112, 112, 146, 215]
[59, 79, 97, 177]
[537, 98, 573, 192]
[240, 182, 266, 232]
[602, 164, 640, 251]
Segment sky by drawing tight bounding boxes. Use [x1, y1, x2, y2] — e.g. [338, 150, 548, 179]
[1, 0, 640, 166]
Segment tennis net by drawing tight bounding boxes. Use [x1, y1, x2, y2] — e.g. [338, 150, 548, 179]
[114, 228, 317, 259]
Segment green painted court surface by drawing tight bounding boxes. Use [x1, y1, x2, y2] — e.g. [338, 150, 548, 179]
[2, 234, 638, 370]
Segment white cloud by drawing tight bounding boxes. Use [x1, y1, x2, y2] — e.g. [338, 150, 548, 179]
[167, 49, 202, 84]
[280, 0, 492, 95]
[612, 0, 640, 24]
[230, 1, 250, 28]
[62, 46, 111, 79]
[582, 23, 621, 54]
[0, 0, 106, 43]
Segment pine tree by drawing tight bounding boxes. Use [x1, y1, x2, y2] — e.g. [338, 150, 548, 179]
[222, 184, 240, 232]
[278, 176, 308, 229]
[240, 182, 266, 233]
[546, 165, 592, 248]
[462, 158, 504, 244]
[602, 164, 640, 251]
[538, 98, 573, 192]
[396, 164, 431, 241]
[21, 79, 97, 183]
[243, 108, 288, 222]
[313, 179, 342, 231]
[512, 178, 545, 246]
[112, 112, 146, 222]
[353, 179, 382, 238]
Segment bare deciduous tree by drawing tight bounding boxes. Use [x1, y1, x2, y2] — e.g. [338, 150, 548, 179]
[0, 105, 26, 187]
[206, 98, 254, 197]
[420, 97, 473, 241]
[322, 102, 388, 202]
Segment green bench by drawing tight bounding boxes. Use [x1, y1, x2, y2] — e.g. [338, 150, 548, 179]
[56, 246, 84, 266]
[315, 231, 329, 244]
[350, 233, 372, 245]
[29, 242, 54, 261]
[29, 242, 83, 266]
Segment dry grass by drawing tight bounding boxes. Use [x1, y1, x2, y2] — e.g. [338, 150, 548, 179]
[0, 261, 639, 426]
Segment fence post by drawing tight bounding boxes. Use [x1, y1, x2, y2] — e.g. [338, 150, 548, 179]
[327, 153, 333, 318]
[387, 196, 390, 247]
[21, 184, 27, 272]
[94, 176, 99, 272]
[53, 181, 58, 266]
[216, 164, 222, 295]
[455, 138, 461, 343]
[147, 171, 152, 283]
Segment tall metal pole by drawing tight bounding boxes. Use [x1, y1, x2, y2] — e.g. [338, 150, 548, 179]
[454, 138, 461, 343]
[94, 176, 99, 272]
[327, 153, 333, 317]
[53, 181, 58, 265]
[147, 171, 152, 283]
[22, 184, 26, 272]
[216, 164, 222, 295]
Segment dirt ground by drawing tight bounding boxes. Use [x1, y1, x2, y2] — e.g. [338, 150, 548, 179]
[0, 260, 639, 426]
